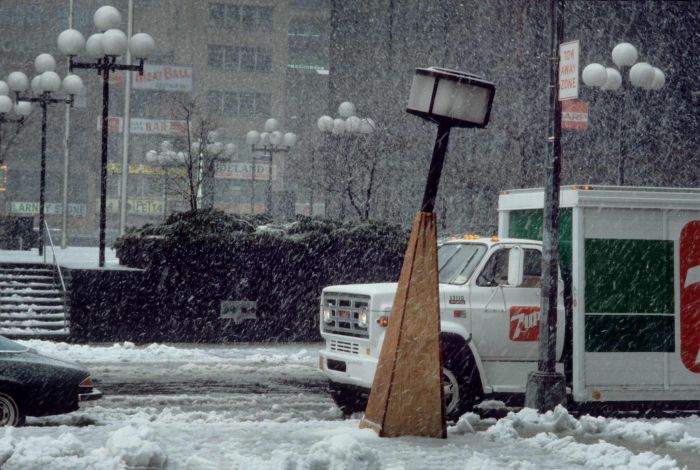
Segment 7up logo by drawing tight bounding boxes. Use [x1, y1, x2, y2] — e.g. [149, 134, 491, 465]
[680, 221, 700, 373]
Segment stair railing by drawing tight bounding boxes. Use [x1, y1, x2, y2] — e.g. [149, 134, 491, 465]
[43, 220, 69, 330]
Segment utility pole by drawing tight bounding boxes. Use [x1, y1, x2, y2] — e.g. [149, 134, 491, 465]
[525, 0, 567, 412]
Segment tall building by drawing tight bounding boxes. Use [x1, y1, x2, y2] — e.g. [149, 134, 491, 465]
[0, 0, 330, 245]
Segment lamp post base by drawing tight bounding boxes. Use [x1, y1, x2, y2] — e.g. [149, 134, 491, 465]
[524, 371, 567, 412]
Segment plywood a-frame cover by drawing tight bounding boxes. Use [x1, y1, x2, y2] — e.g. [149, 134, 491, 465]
[359, 211, 446, 438]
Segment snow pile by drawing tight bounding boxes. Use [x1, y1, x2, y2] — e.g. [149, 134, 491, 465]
[105, 425, 167, 469]
[303, 433, 381, 470]
[448, 412, 481, 435]
[0, 429, 122, 470]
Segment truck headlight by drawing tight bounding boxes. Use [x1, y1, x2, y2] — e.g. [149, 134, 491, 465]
[358, 307, 368, 328]
[322, 306, 333, 324]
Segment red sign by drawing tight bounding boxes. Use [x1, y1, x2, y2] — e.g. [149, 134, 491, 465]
[680, 220, 700, 373]
[509, 306, 541, 342]
[562, 100, 588, 129]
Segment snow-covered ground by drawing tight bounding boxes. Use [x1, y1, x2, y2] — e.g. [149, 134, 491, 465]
[0, 247, 121, 269]
[2, 340, 700, 469]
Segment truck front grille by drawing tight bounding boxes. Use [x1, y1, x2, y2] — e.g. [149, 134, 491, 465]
[322, 293, 370, 339]
[330, 339, 360, 354]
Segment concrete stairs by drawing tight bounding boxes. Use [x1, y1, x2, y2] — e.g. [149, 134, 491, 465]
[0, 263, 69, 338]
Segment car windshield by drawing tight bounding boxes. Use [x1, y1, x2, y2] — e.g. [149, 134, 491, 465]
[0, 335, 28, 352]
[438, 243, 487, 285]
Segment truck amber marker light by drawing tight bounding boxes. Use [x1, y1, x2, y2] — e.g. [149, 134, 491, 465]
[680, 220, 700, 373]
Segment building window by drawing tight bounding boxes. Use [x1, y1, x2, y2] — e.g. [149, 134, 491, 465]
[288, 16, 329, 69]
[208, 90, 272, 117]
[208, 45, 272, 73]
[209, 3, 273, 31]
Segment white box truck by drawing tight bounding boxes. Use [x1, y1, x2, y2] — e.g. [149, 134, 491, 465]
[318, 186, 700, 419]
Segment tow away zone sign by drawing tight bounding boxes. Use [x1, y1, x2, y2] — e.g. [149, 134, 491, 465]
[559, 40, 579, 101]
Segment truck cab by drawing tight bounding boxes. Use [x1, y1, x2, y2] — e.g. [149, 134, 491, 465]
[319, 236, 565, 419]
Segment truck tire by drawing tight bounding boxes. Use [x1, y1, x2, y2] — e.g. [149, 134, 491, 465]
[328, 382, 369, 417]
[442, 340, 482, 422]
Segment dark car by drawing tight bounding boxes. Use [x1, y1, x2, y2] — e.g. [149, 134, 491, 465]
[0, 336, 102, 426]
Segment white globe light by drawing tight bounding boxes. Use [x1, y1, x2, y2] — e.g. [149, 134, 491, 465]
[224, 143, 236, 156]
[57, 29, 86, 56]
[146, 150, 158, 162]
[332, 118, 346, 135]
[360, 118, 376, 134]
[85, 33, 105, 59]
[650, 68, 665, 90]
[0, 81, 8, 96]
[260, 132, 270, 145]
[14, 101, 32, 116]
[283, 132, 297, 147]
[102, 29, 128, 56]
[581, 63, 607, 87]
[629, 62, 655, 89]
[264, 118, 279, 132]
[128, 33, 155, 60]
[7, 72, 29, 92]
[41, 71, 61, 93]
[207, 130, 219, 142]
[317, 115, 333, 132]
[338, 101, 356, 118]
[31, 75, 44, 95]
[600, 67, 622, 91]
[270, 130, 283, 145]
[612, 42, 638, 67]
[191, 141, 201, 153]
[160, 140, 173, 153]
[175, 151, 186, 163]
[246, 130, 260, 145]
[345, 115, 361, 133]
[62, 74, 84, 95]
[34, 53, 56, 73]
[94, 5, 122, 31]
[0, 96, 13, 114]
[210, 142, 224, 154]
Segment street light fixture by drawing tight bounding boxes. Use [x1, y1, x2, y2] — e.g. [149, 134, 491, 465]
[361, 66, 494, 438]
[57, 4, 155, 267]
[7, 55, 84, 257]
[316, 101, 375, 218]
[146, 140, 186, 220]
[245, 119, 297, 215]
[582, 42, 665, 185]
[0, 81, 31, 160]
[190, 132, 235, 210]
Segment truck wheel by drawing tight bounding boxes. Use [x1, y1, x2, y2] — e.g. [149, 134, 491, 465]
[328, 382, 368, 417]
[443, 350, 482, 422]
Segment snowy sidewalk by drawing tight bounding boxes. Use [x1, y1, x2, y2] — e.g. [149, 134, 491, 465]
[0, 247, 126, 270]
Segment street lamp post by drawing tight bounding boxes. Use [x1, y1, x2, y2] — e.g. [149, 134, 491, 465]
[146, 141, 186, 221]
[57, 5, 155, 267]
[245, 119, 297, 216]
[7, 54, 84, 257]
[189, 133, 234, 210]
[582, 42, 665, 185]
[317, 101, 375, 219]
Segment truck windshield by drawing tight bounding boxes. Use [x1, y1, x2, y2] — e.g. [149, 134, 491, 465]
[438, 243, 487, 284]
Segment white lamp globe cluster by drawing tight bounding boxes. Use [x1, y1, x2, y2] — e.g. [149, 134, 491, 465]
[5, 53, 84, 104]
[582, 42, 665, 91]
[317, 101, 375, 135]
[0, 80, 32, 117]
[57, 5, 155, 60]
[246, 118, 298, 148]
[146, 141, 186, 165]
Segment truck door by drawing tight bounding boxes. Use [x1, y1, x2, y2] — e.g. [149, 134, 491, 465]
[470, 246, 543, 362]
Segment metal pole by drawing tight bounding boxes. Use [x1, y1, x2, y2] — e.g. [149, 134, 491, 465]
[61, 0, 74, 249]
[309, 147, 315, 216]
[250, 148, 255, 214]
[39, 98, 48, 257]
[266, 150, 273, 215]
[525, 0, 567, 412]
[119, 0, 134, 235]
[421, 122, 451, 213]
[617, 89, 627, 186]
[99, 64, 109, 268]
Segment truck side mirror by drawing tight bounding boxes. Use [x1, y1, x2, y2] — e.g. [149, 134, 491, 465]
[507, 247, 524, 287]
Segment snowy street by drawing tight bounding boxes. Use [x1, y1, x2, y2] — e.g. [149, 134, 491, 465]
[0, 340, 697, 469]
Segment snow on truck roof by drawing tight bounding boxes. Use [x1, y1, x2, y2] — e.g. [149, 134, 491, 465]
[498, 185, 700, 212]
